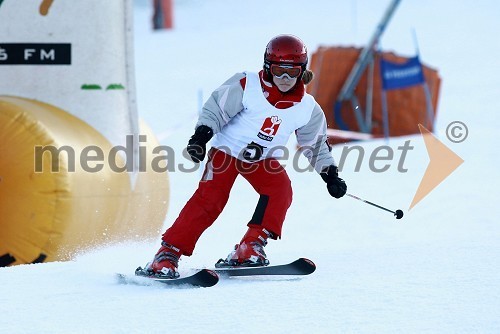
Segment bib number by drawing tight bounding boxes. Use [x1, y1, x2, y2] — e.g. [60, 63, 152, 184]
[242, 141, 266, 162]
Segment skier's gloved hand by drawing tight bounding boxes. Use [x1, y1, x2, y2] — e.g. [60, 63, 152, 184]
[320, 165, 347, 199]
[186, 125, 214, 163]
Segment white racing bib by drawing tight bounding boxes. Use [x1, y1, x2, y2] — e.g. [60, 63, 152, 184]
[211, 72, 315, 162]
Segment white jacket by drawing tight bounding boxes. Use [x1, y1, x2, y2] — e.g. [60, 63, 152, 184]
[197, 72, 336, 173]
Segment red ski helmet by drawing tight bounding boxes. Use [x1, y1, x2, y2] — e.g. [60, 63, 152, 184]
[264, 34, 308, 77]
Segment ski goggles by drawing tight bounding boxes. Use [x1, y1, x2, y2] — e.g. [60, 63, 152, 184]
[270, 64, 302, 79]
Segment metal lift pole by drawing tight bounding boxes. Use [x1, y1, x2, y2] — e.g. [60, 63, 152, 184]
[334, 0, 402, 132]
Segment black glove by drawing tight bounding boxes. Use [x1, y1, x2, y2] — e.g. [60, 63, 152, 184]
[320, 165, 347, 199]
[186, 125, 214, 163]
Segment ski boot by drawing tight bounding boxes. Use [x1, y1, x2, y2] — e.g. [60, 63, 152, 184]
[216, 227, 272, 268]
[139, 242, 181, 279]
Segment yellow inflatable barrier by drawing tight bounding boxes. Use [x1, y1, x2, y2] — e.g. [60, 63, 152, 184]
[0, 96, 169, 266]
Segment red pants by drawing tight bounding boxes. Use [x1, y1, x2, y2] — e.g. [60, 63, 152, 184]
[162, 148, 293, 256]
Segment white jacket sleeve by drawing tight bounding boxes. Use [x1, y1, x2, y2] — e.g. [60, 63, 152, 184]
[296, 103, 336, 174]
[196, 73, 246, 133]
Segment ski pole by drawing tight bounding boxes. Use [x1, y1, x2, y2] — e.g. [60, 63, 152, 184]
[346, 193, 404, 219]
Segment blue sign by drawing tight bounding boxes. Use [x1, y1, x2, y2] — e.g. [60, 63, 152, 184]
[380, 56, 425, 90]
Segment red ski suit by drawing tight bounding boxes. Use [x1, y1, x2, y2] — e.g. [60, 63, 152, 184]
[162, 71, 321, 256]
[163, 147, 292, 255]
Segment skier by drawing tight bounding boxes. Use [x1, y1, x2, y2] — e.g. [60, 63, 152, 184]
[145, 34, 347, 278]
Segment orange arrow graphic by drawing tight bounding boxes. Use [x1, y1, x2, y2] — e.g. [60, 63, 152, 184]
[409, 124, 464, 210]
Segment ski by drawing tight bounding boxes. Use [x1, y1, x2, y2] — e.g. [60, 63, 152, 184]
[214, 258, 316, 277]
[117, 258, 315, 286]
[116, 268, 219, 288]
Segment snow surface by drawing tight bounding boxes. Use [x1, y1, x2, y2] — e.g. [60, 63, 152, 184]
[2, 0, 500, 333]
